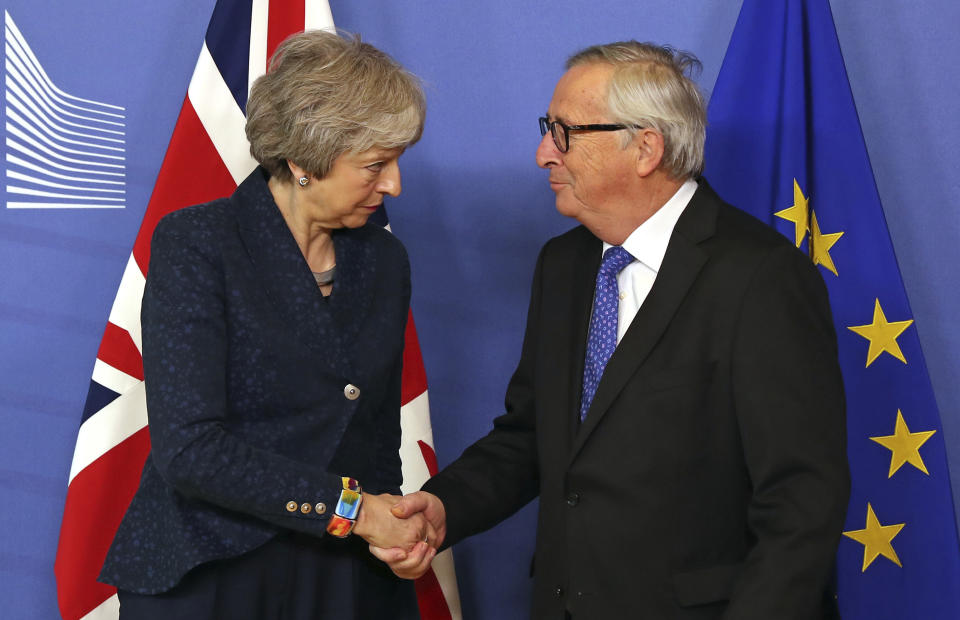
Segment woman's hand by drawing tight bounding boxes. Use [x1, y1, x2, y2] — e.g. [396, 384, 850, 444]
[369, 540, 436, 579]
[351, 493, 435, 551]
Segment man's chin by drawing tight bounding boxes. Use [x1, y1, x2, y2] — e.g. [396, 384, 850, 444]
[553, 198, 580, 220]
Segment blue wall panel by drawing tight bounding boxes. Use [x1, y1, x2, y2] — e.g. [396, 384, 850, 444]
[0, 1, 956, 618]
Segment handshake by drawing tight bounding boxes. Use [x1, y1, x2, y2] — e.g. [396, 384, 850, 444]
[352, 491, 446, 579]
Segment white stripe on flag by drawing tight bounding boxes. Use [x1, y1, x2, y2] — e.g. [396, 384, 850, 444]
[78, 594, 119, 620]
[399, 390, 434, 495]
[248, 0, 268, 95]
[305, 0, 335, 31]
[68, 381, 147, 483]
[433, 549, 463, 619]
[187, 43, 258, 186]
[91, 359, 140, 396]
[399, 389, 464, 618]
[106, 254, 145, 352]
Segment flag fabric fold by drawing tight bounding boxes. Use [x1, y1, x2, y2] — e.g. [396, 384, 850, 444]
[54, 2, 460, 618]
[705, 1, 960, 618]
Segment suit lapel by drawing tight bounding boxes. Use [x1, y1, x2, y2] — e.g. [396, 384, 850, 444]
[234, 169, 374, 377]
[571, 182, 719, 460]
[565, 233, 602, 441]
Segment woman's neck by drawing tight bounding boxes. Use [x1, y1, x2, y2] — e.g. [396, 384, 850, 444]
[268, 175, 336, 272]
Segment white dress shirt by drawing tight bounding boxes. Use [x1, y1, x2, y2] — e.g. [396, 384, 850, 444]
[601, 179, 698, 344]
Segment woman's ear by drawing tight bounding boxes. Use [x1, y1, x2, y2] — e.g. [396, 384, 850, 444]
[286, 159, 309, 181]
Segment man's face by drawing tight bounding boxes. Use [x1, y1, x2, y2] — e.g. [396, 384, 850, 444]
[536, 63, 638, 231]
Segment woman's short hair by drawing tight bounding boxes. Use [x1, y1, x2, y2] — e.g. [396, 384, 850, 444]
[566, 41, 706, 179]
[246, 30, 426, 182]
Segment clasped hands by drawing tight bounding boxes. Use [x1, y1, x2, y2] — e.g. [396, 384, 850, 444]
[352, 491, 445, 579]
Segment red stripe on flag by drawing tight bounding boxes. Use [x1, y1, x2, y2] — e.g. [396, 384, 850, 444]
[401, 310, 429, 406]
[267, 1, 305, 60]
[417, 440, 439, 477]
[132, 97, 237, 274]
[415, 567, 454, 620]
[54, 428, 151, 620]
[97, 322, 144, 381]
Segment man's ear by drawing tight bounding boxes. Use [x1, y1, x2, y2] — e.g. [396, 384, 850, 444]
[634, 129, 665, 177]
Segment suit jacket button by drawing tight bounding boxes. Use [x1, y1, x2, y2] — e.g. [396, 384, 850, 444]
[300, 502, 312, 514]
[286, 501, 298, 512]
[554, 586, 564, 597]
[315, 502, 327, 515]
[344, 384, 360, 400]
[566, 492, 580, 507]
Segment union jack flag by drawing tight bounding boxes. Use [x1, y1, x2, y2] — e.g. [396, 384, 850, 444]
[53, 1, 461, 618]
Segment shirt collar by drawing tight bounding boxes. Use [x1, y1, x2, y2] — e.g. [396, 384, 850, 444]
[603, 178, 698, 274]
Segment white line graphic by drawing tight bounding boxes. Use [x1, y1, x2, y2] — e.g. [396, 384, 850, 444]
[4, 11, 127, 209]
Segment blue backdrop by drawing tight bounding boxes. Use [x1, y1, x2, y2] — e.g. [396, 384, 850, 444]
[1, 1, 957, 618]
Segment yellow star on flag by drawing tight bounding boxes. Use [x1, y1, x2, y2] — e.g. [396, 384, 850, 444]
[774, 178, 810, 247]
[809, 211, 844, 276]
[843, 503, 905, 571]
[847, 299, 913, 367]
[871, 409, 936, 477]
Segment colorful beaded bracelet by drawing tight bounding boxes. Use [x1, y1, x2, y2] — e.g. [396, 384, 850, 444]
[326, 477, 362, 538]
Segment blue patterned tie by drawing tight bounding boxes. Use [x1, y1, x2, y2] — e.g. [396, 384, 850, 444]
[580, 246, 634, 422]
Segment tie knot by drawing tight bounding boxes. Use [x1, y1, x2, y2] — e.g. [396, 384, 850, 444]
[599, 246, 633, 275]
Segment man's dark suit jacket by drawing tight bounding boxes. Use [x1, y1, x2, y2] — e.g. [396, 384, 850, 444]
[100, 169, 411, 594]
[424, 181, 849, 619]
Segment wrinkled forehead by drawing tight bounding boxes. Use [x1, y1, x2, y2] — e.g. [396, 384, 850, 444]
[547, 62, 614, 122]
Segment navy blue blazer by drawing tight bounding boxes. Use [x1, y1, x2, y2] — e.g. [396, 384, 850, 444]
[100, 168, 411, 594]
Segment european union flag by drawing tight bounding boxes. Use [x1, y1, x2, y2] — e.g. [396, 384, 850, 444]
[704, 0, 960, 617]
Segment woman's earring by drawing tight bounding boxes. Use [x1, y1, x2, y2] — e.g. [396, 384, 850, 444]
[298, 176, 309, 187]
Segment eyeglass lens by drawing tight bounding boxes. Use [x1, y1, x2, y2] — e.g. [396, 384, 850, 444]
[551, 122, 567, 152]
[539, 117, 570, 152]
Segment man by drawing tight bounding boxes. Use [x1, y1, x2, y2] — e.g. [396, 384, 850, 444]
[374, 42, 849, 619]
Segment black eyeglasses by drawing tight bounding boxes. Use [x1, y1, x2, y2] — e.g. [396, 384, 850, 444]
[539, 116, 640, 153]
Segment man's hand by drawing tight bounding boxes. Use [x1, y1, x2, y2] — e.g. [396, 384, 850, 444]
[351, 492, 434, 551]
[368, 491, 447, 579]
[392, 491, 447, 548]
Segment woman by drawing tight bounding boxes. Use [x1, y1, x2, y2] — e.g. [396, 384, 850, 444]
[99, 31, 433, 619]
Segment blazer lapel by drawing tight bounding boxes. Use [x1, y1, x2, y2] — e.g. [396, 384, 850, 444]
[234, 169, 352, 376]
[325, 226, 376, 352]
[571, 182, 719, 459]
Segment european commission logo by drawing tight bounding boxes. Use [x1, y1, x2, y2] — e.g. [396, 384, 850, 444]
[4, 11, 126, 209]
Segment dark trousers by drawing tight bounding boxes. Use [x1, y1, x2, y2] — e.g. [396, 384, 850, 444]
[118, 532, 418, 620]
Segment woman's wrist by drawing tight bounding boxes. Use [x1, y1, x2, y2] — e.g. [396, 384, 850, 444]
[351, 493, 374, 539]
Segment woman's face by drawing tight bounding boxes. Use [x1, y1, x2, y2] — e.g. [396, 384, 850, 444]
[302, 146, 404, 229]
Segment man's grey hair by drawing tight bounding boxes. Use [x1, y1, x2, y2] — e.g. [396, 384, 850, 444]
[567, 41, 706, 179]
[246, 30, 426, 182]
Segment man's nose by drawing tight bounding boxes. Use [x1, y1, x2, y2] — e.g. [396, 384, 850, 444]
[536, 132, 561, 169]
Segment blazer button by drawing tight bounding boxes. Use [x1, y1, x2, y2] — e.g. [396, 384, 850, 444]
[344, 384, 360, 400]
[554, 586, 564, 598]
[286, 501, 298, 513]
[300, 502, 312, 514]
[566, 492, 580, 507]
[315, 502, 327, 515]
